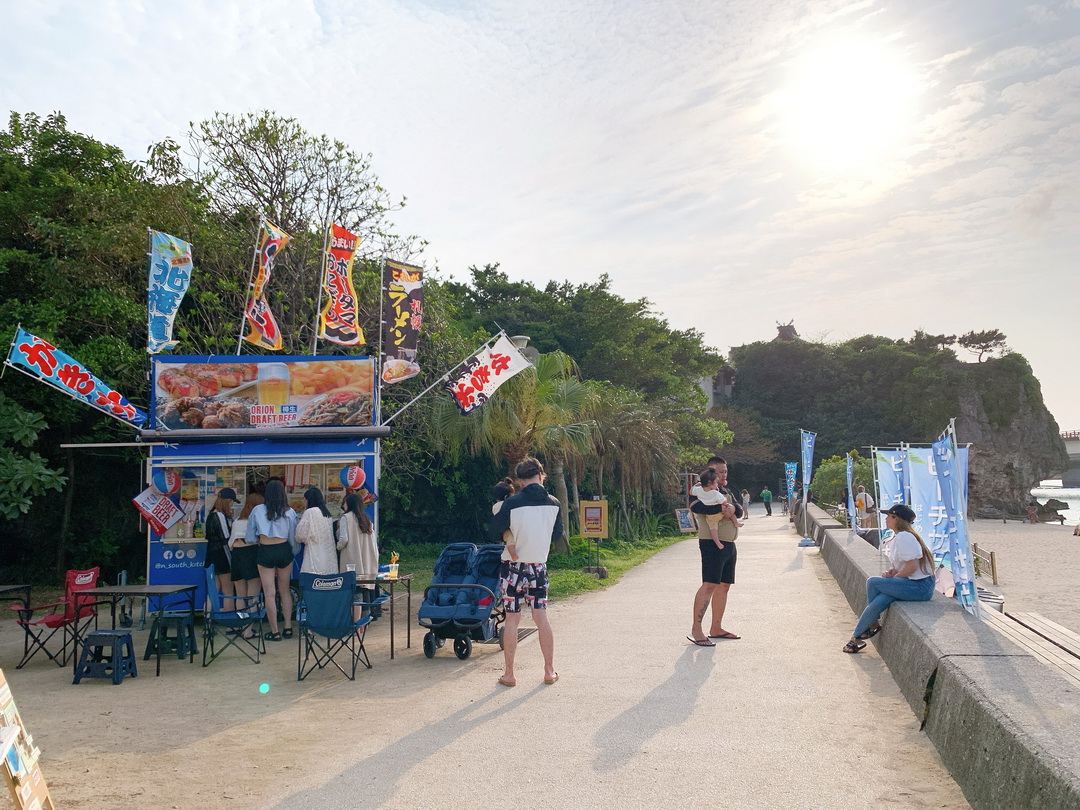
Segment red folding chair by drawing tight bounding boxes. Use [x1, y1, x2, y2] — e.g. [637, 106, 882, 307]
[12, 567, 100, 669]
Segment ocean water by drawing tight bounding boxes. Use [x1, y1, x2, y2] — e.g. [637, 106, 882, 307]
[1031, 480, 1080, 525]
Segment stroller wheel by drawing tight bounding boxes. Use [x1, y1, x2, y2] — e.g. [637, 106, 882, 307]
[454, 635, 472, 660]
[423, 632, 437, 659]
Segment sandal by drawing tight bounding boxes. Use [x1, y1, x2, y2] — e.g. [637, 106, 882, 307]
[857, 626, 881, 640]
[282, 628, 294, 639]
[842, 639, 867, 654]
[263, 631, 282, 642]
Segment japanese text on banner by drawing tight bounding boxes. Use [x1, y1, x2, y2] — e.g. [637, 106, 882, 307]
[147, 230, 192, 353]
[443, 334, 531, 414]
[244, 219, 290, 351]
[319, 224, 364, 346]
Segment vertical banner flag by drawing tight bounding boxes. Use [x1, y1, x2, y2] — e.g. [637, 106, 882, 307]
[845, 455, 857, 528]
[800, 430, 816, 501]
[381, 259, 424, 384]
[932, 422, 977, 613]
[319, 224, 364, 346]
[147, 230, 192, 353]
[873, 447, 905, 531]
[6, 327, 147, 427]
[244, 219, 291, 351]
[906, 447, 948, 556]
[784, 463, 798, 505]
[443, 334, 531, 414]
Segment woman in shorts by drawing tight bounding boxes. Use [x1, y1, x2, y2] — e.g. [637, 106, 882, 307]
[246, 479, 297, 641]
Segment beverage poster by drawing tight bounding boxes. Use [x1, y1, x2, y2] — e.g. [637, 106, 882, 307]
[150, 355, 376, 432]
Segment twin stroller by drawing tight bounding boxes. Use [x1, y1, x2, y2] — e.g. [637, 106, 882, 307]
[418, 543, 504, 660]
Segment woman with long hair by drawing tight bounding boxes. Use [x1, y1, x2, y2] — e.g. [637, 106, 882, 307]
[229, 492, 264, 637]
[245, 479, 298, 641]
[843, 503, 936, 653]
[337, 492, 377, 621]
[296, 487, 337, 575]
[204, 488, 238, 606]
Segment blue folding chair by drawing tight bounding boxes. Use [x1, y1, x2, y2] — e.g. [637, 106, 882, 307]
[203, 565, 266, 666]
[297, 571, 372, 681]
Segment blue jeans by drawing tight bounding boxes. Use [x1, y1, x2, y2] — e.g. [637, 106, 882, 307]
[852, 575, 935, 638]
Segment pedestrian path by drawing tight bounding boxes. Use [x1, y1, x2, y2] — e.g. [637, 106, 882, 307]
[276, 513, 968, 809]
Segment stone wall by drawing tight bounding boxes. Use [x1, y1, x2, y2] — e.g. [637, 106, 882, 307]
[805, 504, 1080, 809]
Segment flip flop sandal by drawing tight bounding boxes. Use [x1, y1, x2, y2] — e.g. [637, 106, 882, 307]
[282, 628, 294, 639]
[686, 635, 716, 647]
[842, 640, 867, 654]
[857, 627, 881, 640]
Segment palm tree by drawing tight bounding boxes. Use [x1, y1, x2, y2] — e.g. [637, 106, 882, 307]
[431, 350, 594, 551]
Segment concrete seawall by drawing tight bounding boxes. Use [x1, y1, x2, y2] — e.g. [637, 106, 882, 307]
[802, 503, 1080, 810]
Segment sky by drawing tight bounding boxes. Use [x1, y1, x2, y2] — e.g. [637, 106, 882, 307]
[2, 0, 1078, 429]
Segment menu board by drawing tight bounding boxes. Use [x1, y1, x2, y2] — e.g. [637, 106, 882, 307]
[150, 356, 376, 433]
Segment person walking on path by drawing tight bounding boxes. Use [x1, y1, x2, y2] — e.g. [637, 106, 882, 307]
[843, 503, 935, 653]
[741, 489, 752, 520]
[855, 485, 876, 529]
[688, 464, 741, 646]
[488, 457, 563, 687]
[761, 486, 773, 516]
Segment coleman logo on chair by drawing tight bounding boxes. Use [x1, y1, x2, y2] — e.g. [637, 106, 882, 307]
[313, 577, 344, 590]
[76, 572, 95, 585]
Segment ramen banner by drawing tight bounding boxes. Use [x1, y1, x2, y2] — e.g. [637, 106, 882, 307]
[150, 355, 375, 432]
[243, 219, 291, 351]
[147, 229, 193, 353]
[319, 224, 365, 346]
[380, 259, 423, 384]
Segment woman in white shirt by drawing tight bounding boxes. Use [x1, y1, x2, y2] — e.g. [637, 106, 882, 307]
[843, 503, 936, 653]
[245, 479, 297, 641]
[337, 492, 378, 618]
[296, 487, 337, 575]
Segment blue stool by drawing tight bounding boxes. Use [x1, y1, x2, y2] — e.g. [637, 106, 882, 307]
[144, 613, 198, 660]
[74, 630, 137, 685]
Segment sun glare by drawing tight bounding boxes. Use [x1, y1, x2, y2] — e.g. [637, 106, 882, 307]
[778, 39, 920, 171]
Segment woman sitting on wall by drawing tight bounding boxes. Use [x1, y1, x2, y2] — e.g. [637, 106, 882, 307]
[843, 503, 936, 653]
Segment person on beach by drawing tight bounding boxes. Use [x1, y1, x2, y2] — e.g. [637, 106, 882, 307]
[761, 486, 773, 516]
[1026, 500, 1039, 524]
[246, 479, 297, 641]
[488, 457, 563, 687]
[688, 465, 741, 646]
[855, 485, 876, 529]
[843, 503, 935, 653]
[297, 487, 338, 575]
[204, 488, 237, 606]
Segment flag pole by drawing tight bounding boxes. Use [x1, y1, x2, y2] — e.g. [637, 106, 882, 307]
[310, 223, 332, 355]
[381, 333, 500, 427]
[0, 324, 22, 380]
[235, 217, 263, 355]
[1, 361, 143, 429]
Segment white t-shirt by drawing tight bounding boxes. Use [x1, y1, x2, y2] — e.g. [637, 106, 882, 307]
[855, 491, 875, 518]
[691, 485, 729, 508]
[888, 530, 933, 580]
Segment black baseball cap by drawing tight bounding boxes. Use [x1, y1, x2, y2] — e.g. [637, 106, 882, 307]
[218, 487, 239, 501]
[879, 503, 916, 522]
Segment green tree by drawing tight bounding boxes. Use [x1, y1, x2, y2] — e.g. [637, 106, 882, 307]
[958, 329, 1008, 363]
[811, 452, 874, 518]
[0, 393, 66, 520]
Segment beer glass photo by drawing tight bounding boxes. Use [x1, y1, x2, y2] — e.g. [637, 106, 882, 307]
[257, 363, 291, 409]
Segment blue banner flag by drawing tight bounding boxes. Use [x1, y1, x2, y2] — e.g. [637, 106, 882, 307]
[800, 430, 816, 500]
[5, 327, 147, 428]
[845, 455, 857, 527]
[933, 426, 977, 613]
[785, 462, 798, 505]
[147, 230, 193, 353]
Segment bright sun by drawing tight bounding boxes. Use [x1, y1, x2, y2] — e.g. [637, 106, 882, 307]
[778, 39, 920, 171]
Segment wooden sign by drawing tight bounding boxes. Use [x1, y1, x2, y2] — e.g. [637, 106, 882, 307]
[580, 500, 608, 539]
[0, 669, 54, 810]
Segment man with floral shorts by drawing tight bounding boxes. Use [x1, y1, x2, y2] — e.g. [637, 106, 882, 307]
[488, 457, 563, 687]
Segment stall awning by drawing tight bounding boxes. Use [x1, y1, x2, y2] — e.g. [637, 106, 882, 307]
[148, 436, 379, 467]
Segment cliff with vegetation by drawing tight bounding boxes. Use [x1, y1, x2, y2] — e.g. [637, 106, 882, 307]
[728, 334, 1067, 511]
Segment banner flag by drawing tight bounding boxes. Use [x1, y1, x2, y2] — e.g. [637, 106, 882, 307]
[147, 230, 192, 353]
[5, 327, 148, 428]
[933, 424, 978, 614]
[132, 486, 183, 535]
[318, 224, 364, 346]
[243, 219, 291, 351]
[873, 447, 905, 530]
[799, 430, 816, 500]
[784, 463, 798, 505]
[845, 455, 857, 528]
[443, 334, 531, 415]
[380, 259, 424, 384]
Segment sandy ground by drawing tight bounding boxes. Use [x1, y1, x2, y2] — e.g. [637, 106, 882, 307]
[967, 518, 1080, 632]
[0, 513, 970, 809]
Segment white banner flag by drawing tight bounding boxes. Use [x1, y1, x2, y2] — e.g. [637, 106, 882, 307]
[443, 334, 531, 414]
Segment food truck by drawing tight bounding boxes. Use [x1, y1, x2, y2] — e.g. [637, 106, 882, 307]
[141, 354, 388, 605]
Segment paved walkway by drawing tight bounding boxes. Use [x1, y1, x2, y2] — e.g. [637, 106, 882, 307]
[272, 510, 968, 808]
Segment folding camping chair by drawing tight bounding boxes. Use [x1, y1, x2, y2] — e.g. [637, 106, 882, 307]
[202, 565, 266, 666]
[296, 571, 372, 681]
[12, 567, 99, 669]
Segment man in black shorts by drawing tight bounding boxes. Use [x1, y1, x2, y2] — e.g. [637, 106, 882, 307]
[488, 457, 563, 686]
[688, 459, 741, 645]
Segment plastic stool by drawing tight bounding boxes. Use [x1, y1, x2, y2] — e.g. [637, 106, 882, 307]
[144, 613, 198, 660]
[74, 630, 137, 685]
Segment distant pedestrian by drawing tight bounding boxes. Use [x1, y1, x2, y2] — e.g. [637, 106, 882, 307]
[843, 504, 934, 653]
[1026, 501, 1039, 524]
[761, 486, 773, 516]
[855, 485, 875, 529]
[741, 489, 751, 520]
